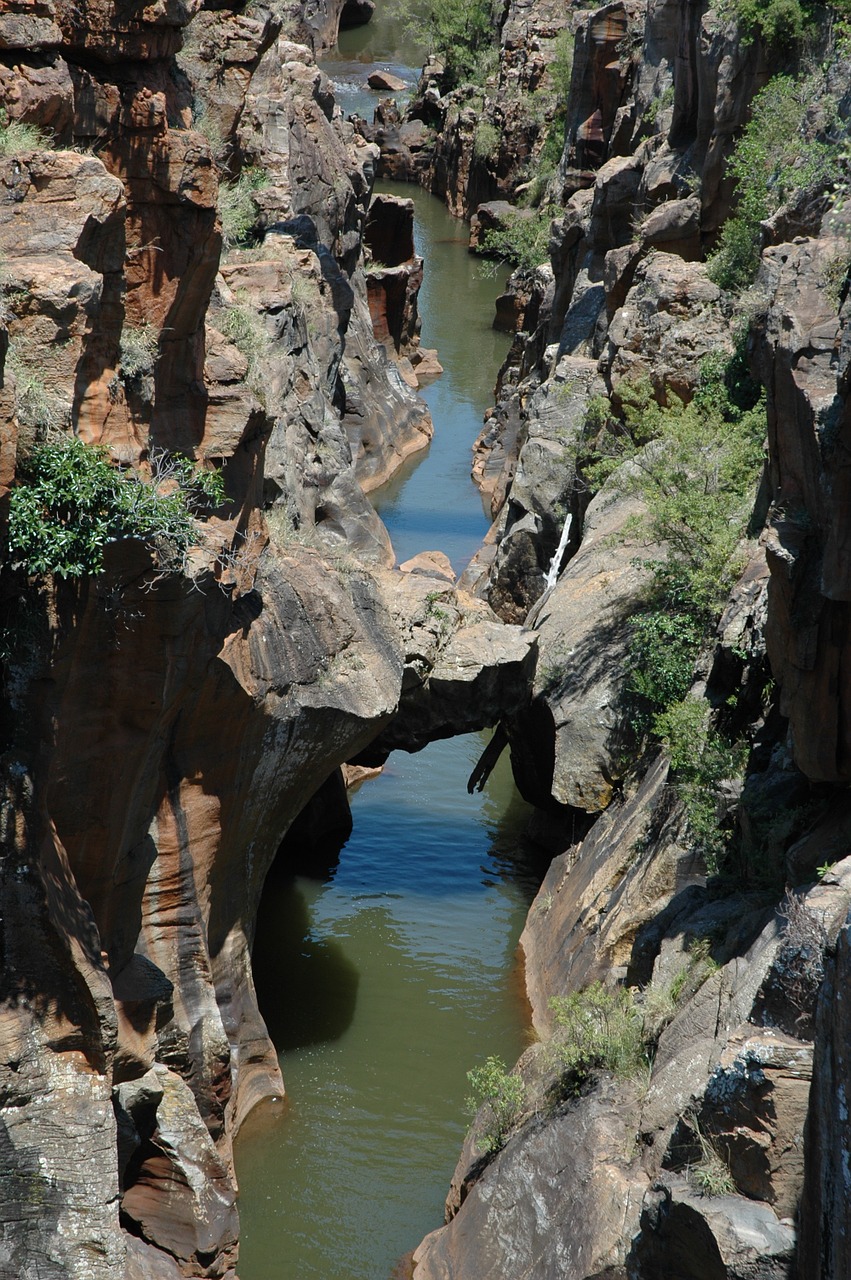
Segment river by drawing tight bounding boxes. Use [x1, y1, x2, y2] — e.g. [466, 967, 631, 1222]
[233, 23, 544, 1280]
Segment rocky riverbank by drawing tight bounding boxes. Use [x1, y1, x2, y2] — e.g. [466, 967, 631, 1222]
[3, 0, 851, 1276]
[0, 2, 529, 1275]
[369, 1, 851, 1276]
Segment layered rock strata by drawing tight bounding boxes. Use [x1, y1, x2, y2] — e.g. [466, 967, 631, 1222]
[0, 1, 523, 1276]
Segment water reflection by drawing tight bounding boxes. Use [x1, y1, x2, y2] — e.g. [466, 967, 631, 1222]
[369, 182, 510, 571]
[237, 736, 544, 1280]
[252, 876, 360, 1050]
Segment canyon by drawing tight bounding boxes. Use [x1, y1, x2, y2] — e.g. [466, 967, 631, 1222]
[1, 0, 850, 1277]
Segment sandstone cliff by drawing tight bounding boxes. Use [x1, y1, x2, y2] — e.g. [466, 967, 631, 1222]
[0, 1, 473, 1275]
[5, 0, 851, 1274]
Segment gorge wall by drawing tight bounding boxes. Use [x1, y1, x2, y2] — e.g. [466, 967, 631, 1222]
[3, 0, 851, 1276]
[364, 1, 851, 1277]
[0, 2, 530, 1276]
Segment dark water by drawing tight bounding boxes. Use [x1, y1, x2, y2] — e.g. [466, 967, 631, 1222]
[234, 20, 534, 1280]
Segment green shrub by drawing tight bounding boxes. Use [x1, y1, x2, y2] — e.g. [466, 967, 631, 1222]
[548, 28, 574, 101]
[218, 300, 272, 394]
[726, 0, 808, 46]
[392, 0, 500, 87]
[582, 355, 764, 871]
[627, 612, 704, 726]
[7, 437, 224, 579]
[472, 120, 500, 163]
[690, 1119, 736, 1196]
[465, 1056, 526, 1154]
[481, 208, 552, 272]
[708, 73, 842, 292]
[119, 323, 159, 385]
[220, 167, 269, 251]
[6, 344, 62, 436]
[550, 983, 648, 1087]
[654, 697, 748, 873]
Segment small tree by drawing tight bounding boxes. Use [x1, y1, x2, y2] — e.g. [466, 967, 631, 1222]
[465, 1056, 525, 1154]
[393, 0, 500, 87]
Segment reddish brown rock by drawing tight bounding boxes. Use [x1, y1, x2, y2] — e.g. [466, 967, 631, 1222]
[753, 228, 851, 784]
[368, 69, 406, 93]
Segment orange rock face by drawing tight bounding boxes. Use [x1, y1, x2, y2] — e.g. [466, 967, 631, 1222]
[0, 0, 436, 1275]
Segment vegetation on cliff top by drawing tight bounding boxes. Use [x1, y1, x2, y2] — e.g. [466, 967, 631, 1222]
[393, 0, 501, 87]
[726, 0, 851, 46]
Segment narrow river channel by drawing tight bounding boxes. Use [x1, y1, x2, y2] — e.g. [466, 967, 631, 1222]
[233, 24, 546, 1280]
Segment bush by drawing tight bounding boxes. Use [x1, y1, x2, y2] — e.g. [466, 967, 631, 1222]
[627, 612, 704, 727]
[708, 72, 842, 292]
[220, 168, 269, 251]
[0, 110, 48, 157]
[392, 0, 499, 87]
[472, 120, 500, 163]
[549, 983, 647, 1086]
[218, 301, 272, 395]
[548, 28, 574, 101]
[119, 323, 159, 385]
[481, 208, 552, 272]
[594, 374, 766, 616]
[586, 357, 764, 872]
[6, 344, 62, 436]
[691, 1121, 736, 1196]
[7, 437, 224, 579]
[727, 0, 809, 45]
[654, 697, 748, 872]
[465, 1056, 526, 1154]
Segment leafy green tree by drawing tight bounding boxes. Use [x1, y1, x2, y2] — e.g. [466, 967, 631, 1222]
[465, 1056, 525, 1154]
[394, 0, 500, 87]
[480, 208, 553, 271]
[708, 72, 841, 291]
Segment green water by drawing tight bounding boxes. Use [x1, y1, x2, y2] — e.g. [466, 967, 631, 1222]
[236, 741, 545, 1279]
[319, 14, 422, 120]
[235, 24, 533, 1280]
[369, 180, 510, 572]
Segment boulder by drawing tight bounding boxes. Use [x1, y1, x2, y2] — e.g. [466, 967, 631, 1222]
[484, 355, 606, 624]
[508, 477, 662, 811]
[604, 253, 730, 403]
[413, 1077, 649, 1280]
[367, 70, 407, 93]
[632, 1175, 796, 1279]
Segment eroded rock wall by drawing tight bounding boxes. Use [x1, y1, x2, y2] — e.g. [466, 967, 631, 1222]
[0, 0, 448, 1275]
[406, 1, 851, 1276]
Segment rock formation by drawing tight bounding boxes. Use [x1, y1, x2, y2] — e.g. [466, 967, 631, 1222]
[4, 0, 851, 1273]
[389, 0, 851, 1276]
[0, 1, 523, 1276]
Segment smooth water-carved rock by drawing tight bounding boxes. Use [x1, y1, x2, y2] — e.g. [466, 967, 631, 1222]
[508, 481, 660, 811]
[413, 1076, 649, 1280]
